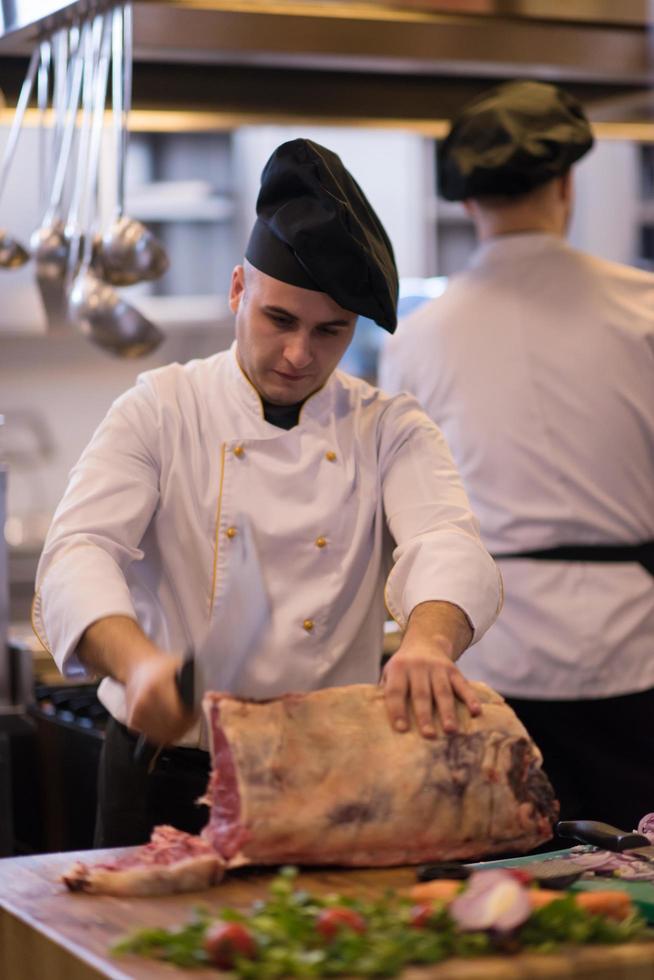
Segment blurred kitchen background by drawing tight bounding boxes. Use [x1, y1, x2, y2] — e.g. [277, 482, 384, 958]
[1, 0, 654, 854]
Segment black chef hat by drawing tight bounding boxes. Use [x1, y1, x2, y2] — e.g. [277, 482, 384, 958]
[438, 80, 594, 202]
[245, 138, 398, 332]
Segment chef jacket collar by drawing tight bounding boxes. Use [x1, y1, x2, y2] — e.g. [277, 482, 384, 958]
[228, 341, 333, 429]
[468, 231, 569, 270]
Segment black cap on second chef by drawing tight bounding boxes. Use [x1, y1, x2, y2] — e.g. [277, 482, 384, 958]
[245, 138, 398, 333]
[438, 80, 594, 202]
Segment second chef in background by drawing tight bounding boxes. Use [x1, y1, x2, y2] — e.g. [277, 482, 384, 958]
[33, 138, 502, 847]
[380, 81, 654, 831]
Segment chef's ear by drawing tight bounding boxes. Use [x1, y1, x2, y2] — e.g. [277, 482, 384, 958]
[229, 265, 246, 314]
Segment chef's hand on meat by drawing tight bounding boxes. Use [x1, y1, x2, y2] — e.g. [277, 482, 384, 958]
[77, 614, 196, 744]
[382, 600, 479, 738]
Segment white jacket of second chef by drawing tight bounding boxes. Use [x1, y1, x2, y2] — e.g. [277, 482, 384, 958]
[33, 343, 502, 739]
[380, 234, 654, 701]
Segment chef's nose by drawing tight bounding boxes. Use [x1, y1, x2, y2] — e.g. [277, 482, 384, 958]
[284, 330, 313, 370]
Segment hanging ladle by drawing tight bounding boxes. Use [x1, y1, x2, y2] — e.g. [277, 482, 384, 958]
[94, 2, 169, 286]
[68, 11, 163, 358]
[30, 27, 85, 283]
[0, 46, 41, 268]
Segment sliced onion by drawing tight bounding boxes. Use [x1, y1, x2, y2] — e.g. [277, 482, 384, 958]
[567, 848, 620, 872]
[613, 859, 654, 881]
[637, 812, 654, 840]
[450, 870, 531, 933]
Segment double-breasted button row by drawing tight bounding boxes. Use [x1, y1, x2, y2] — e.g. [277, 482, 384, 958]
[224, 526, 327, 548]
[225, 444, 334, 631]
[232, 445, 335, 462]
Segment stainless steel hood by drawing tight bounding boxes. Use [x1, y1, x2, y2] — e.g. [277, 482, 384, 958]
[0, 2, 653, 130]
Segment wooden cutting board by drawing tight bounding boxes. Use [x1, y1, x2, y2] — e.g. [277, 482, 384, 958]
[2, 848, 654, 980]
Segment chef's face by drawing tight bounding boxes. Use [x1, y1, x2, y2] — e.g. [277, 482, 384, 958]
[230, 262, 357, 406]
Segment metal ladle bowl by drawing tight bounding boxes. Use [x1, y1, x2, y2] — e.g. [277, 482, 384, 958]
[30, 219, 69, 279]
[69, 265, 163, 356]
[0, 232, 29, 268]
[97, 214, 169, 285]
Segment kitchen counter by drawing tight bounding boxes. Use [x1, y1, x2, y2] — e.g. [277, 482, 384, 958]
[2, 848, 654, 979]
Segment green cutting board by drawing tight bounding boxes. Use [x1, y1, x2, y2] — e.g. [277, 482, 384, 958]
[470, 848, 654, 924]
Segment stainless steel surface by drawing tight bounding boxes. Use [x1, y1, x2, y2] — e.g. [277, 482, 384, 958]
[0, 1, 76, 40]
[0, 1, 651, 86]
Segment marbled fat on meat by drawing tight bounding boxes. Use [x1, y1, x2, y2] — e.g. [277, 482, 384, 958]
[202, 683, 558, 866]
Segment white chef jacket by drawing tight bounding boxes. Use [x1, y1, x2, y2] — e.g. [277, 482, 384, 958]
[379, 233, 654, 700]
[33, 342, 501, 743]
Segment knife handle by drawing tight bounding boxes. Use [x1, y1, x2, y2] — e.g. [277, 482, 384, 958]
[132, 660, 193, 768]
[556, 820, 650, 852]
[175, 657, 195, 712]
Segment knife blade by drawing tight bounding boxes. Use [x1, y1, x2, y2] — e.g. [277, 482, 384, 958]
[556, 820, 654, 862]
[133, 651, 203, 768]
[419, 859, 581, 889]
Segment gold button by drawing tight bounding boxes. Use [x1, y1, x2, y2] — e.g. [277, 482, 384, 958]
[303, 619, 314, 632]
[325, 450, 337, 462]
[315, 536, 327, 548]
[233, 445, 245, 458]
[226, 526, 238, 539]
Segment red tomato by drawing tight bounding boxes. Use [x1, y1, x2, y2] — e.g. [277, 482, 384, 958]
[203, 921, 258, 968]
[506, 868, 534, 886]
[408, 903, 434, 928]
[316, 906, 367, 940]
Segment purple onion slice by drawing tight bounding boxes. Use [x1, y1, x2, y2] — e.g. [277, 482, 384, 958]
[450, 870, 531, 933]
[637, 812, 654, 841]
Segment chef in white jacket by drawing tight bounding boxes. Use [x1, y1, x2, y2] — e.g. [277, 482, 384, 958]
[34, 138, 501, 846]
[379, 82, 654, 831]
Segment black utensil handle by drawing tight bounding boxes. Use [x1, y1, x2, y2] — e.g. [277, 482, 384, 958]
[132, 660, 192, 766]
[556, 820, 650, 852]
[175, 657, 195, 712]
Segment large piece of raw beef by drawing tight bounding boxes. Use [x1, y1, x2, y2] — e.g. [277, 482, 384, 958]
[202, 682, 558, 866]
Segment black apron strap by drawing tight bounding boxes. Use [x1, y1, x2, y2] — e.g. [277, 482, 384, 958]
[492, 540, 654, 577]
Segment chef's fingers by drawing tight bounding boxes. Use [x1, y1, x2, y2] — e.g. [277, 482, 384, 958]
[449, 671, 482, 717]
[430, 669, 459, 734]
[382, 664, 410, 733]
[408, 668, 438, 738]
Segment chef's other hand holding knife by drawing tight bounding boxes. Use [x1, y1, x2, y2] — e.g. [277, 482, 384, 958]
[127, 651, 198, 747]
[382, 600, 479, 738]
[76, 615, 199, 746]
